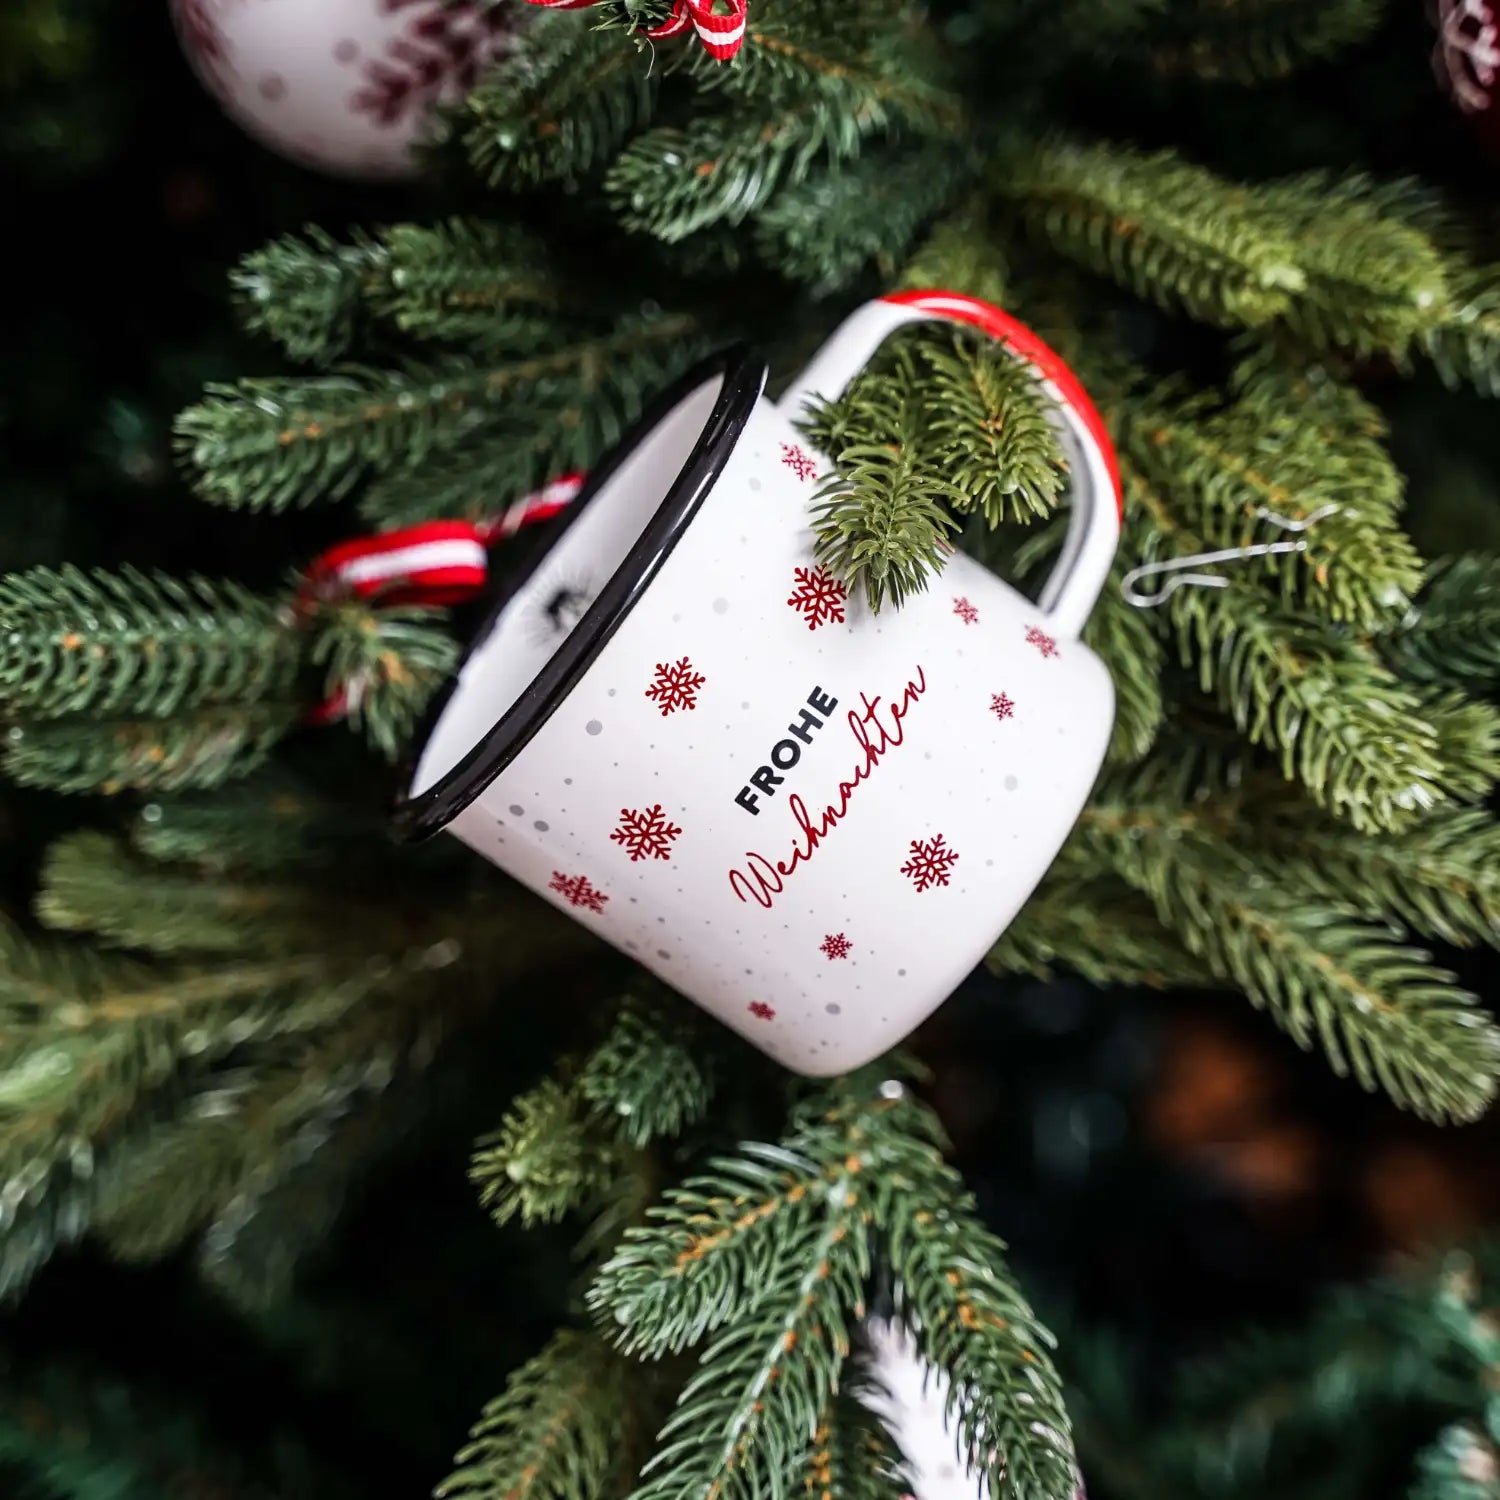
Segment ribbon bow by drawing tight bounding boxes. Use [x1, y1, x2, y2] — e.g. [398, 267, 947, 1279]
[524, 0, 747, 61]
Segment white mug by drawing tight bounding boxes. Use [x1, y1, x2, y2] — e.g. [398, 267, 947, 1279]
[395, 291, 1122, 1075]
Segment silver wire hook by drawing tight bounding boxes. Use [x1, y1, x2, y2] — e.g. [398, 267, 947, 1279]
[1119, 505, 1341, 609]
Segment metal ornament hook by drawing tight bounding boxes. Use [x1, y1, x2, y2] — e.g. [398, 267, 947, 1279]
[1120, 504, 1341, 609]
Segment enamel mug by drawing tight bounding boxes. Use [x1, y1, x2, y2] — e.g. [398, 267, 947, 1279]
[394, 290, 1122, 1075]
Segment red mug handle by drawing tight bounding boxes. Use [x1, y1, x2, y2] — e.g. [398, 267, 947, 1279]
[778, 289, 1123, 642]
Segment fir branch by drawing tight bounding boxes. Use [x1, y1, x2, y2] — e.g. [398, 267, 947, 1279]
[1254, 804, 1500, 949]
[607, 107, 877, 243]
[1256, 173, 1451, 356]
[1084, 556, 1166, 764]
[464, 16, 659, 189]
[994, 873, 1211, 989]
[1424, 689, 1500, 804]
[806, 361, 962, 613]
[0, 566, 300, 719]
[38, 831, 342, 956]
[176, 315, 697, 512]
[1412, 1424, 1500, 1500]
[129, 773, 386, 875]
[1391, 555, 1500, 688]
[877, 1090, 1076, 1500]
[358, 423, 559, 528]
[231, 225, 384, 366]
[753, 144, 971, 296]
[1079, 765, 1500, 1122]
[805, 1389, 912, 1500]
[578, 997, 715, 1149]
[916, 331, 1067, 526]
[994, 137, 1306, 330]
[697, 8, 968, 140]
[306, 602, 458, 761]
[473, 1077, 620, 1228]
[371, 220, 573, 348]
[1122, 461, 1443, 831]
[1144, 0, 1392, 84]
[1123, 389, 1423, 628]
[623, 1123, 870, 1500]
[900, 203, 1010, 309]
[3, 704, 297, 795]
[1419, 255, 1500, 397]
[439, 1331, 636, 1500]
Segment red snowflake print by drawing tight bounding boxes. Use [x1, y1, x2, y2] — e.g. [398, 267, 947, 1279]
[787, 566, 847, 630]
[1025, 625, 1059, 658]
[990, 692, 1015, 721]
[953, 597, 980, 625]
[549, 871, 609, 914]
[820, 932, 853, 961]
[901, 834, 960, 893]
[748, 1001, 776, 1021]
[611, 804, 683, 862]
[781, 443, 820, 482]
[644, 656, 706, 715]
[352, 0, 520, 127]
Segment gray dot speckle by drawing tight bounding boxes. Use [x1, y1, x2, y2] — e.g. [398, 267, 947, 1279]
[656, 949, 672, 960]
[713, 598, 729, 614]
[533, 820, 550, 832]
[508, 804, 524, 816]
[608, 689, 617, 697]
[1004, 774, 1019, 790]
[825, 1002, 842, 1015]
[748, 478, 762, 492]
[741, 701, 751, 710]
[897, 968, 907, 977]
[586, 719, 603, 736]
[564, 777, 573, 785]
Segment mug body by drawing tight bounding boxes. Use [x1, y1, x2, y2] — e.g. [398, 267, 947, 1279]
[399, 347, 1114, 1075]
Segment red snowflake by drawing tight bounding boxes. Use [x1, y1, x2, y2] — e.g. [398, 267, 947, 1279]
[953, 597, 980, 625]
[820, 932, 853, 960]
[787, 566, 847, 630]
[549, 871, 608, 913]
[1025, 625, 1059, 658]
[990, 692, 1015, 721]
[781, 443, 820, 482]
[611, 804, 683, 862]
[352, 0, 519, 127]
[748, 1001, 776, 1020]
[644, 656, 706, 715]
[900, 834, 959, 892]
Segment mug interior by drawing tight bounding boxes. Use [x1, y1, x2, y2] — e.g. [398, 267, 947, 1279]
[401, 349, 764, 830]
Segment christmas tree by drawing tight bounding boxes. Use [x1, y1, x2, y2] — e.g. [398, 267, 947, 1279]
[3, 1, 1500, 1498]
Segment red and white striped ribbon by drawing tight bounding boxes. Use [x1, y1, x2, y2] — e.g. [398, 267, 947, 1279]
[645, 0, 747, 59]
[520, 0, 746, 60]
[299, 473, 585, 723]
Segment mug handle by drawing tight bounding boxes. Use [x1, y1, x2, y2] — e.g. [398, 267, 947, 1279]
[777, 289, 1123, 642]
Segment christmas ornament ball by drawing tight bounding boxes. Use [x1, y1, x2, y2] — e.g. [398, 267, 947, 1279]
[1432, 0, 1500, 156]
[169, 0, 521, 179]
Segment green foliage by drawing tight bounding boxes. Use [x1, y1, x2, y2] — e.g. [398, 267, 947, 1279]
[802, 325, 1066, 609]
[995, 137, 1306, 330]
[1076, 759, 1500, 1122]
[1142, 0, 1393, 83]
[589, 1072, 1075, 1500]
[439, 1331, 641, 1500]
[753, 144, 971, 296]
[177, 315, 697, 513]
[464, 15, 659, 189]
[1393, 555, 1500, 688]
[0, 567, 299, 719]
[577, 999, 715, 1149]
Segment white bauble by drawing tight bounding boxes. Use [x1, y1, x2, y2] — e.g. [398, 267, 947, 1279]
[170, 0, 521, 179]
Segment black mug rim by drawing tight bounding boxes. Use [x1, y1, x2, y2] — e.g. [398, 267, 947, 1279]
[390, 344, 769, 843]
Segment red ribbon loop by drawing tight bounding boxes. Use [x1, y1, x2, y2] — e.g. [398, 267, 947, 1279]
[520, 0, 746, 60]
